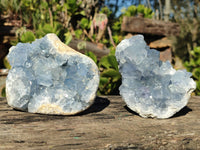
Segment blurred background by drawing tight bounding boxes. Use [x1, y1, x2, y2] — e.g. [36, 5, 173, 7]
[0, 0, 200, 96]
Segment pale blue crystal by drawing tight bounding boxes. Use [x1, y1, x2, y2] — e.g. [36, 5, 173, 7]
[116, 35, 196, 119]
[6, 33, 99, 115]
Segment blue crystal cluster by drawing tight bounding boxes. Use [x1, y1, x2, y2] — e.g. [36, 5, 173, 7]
[6, 34, 99, 115]
[116, 35, 196, 118]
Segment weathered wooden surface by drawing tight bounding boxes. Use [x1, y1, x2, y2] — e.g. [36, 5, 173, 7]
[0, 96, 200, 150]
[121, 16, 180, 36]
[149, 37, 171, 49]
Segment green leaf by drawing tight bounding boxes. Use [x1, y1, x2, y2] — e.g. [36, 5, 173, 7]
[102, 39, 108, 44]
[99, 55, 118, 70]
[112, 21, 121, 32]
[1, 87, 6, 97]
[75, 29, 83, 39]
[137, 4, 145, 14]
[35, 22, 61, 38]
[100, 77, 109, 85]
[10, 40, 18, 46]
[101, 68, 121, 82]
[66, 0, 78, 14]
[64, 32, 72, 45]
[20, 31, 36, 43]
[40, 1, 48, 9]
[125, 5, 137, 16]
[99, 56, 110, 69]
[144, 7, 154, 18]
[112, 35, 120, 44]
[80, 10, 86, 16]
[192, 68, 200, 79]
[107, 55, 119, 71]
[80, 18, 89, 29]
[110, 49, 115, 55]
[3, 57, 11, 69]
[85, 51, 97, 64]
[42, 24, 54, 33]
[100, 6, 112, 17]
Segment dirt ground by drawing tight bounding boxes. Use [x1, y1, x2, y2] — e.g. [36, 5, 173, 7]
[0, 95, 200, 150]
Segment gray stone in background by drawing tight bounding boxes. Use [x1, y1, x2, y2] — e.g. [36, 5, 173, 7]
[115, 35, 196, 119]
[6, 33, 99, 115]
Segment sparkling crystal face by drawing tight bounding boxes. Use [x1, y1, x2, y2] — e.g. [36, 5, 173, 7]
[6, 34, 99, 115]
[116, 35, 196, 119]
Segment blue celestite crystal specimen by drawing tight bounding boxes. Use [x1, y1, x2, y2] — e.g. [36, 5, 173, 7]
[115, 35, 196, 119]
[6, 33, 99, 115]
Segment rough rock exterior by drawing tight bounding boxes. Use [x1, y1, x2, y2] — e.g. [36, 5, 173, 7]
[6, 33, 99, 115]
[115, 35, 196, 119]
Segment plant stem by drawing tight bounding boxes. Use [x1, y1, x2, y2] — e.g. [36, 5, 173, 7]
[107, 26, 116, 48]
[84, 29, 95, 43]
[48, 8, 53, 27]
[158, 0, 163, 20]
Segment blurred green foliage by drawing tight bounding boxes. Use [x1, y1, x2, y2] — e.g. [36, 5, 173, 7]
[185, 47, 200, 95]
[1, 1, 200, 96]
[0, 1, 153, 95]
[99, 6, 112, 17]
[80, 18, 90, 29]
[171, 1, 200, 62]
[121, 4, 154, 18]
[85, 51, 121, 95]
[3, 57, 11, 69]
[85, 51, 97, 64]
[36, 22, 62, 38]
[170, 1, 200, 95]
[98, 55, 121, 95]
[20, 31, 35, 43]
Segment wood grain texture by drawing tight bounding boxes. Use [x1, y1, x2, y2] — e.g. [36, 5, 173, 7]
[121, 16, 180, 36]
[0, 96, 200, 150]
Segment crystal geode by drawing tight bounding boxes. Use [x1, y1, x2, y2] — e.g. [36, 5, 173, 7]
[116, 35, 196, 119]
[6, 33, 99, 115]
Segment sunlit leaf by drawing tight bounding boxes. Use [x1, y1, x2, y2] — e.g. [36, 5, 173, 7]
[85, 51, 97, 64]
[101, 68, 121, 82]
[65, 32, 72, 45]
[20, 31, 36, 43]
[1, 87, 6, 97]
[99, 55, 118, 70]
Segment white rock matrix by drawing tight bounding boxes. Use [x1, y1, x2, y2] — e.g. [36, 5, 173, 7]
[6, 33, 99, 115]
[115, 35, 196, 119]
